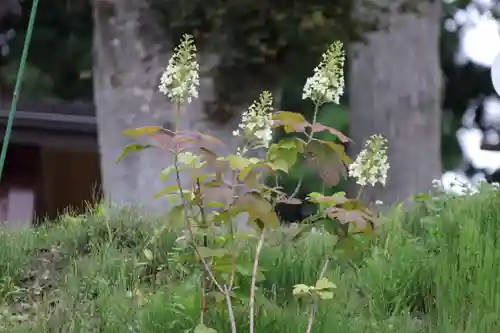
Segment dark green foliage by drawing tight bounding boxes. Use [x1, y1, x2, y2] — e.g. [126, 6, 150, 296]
[1, 0, 92, 100]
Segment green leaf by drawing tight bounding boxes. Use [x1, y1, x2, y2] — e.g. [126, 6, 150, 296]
[178, 151, 200, 165]
[266, 159, 289, 173]
[305, 140, 347, 187]
[240, 162, 272, 181]
[315, 277, 336, 290]
[166, 205, 185, 227]
[227, 154, 252, 170]
[335, 235, 364, 261]
[317, 291, 334, 300]
[322, 140, 353, 165]
[212, 254, 234, 272]
[236, 264, 266, 282]
[293, 284, 311, 296]
[277, 137, 300, 149]
[307, 192, 348, 205]
[273, 111, 308, 133]
[194, 324, 218, 333]
[154, 185, 181, 199]
[266, 142, 299, 172]
[160, 166, 176, 181]
[143, 248, 153, 261]
[235, 193, 279, 228]
[198, 247, 230, 259]
[122, 126, 162, 137]
[116, 143, 156, 163]
[291, 220, 324, 241]
[207, 291, 226, 303]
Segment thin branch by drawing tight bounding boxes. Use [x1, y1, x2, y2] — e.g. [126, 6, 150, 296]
[224, 284, 238, 333]
[289, 103, 321, 199]
[249, 229, 266, 333]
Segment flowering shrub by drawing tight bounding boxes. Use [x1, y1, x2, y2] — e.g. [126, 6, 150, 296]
[118, 34, 389, 333]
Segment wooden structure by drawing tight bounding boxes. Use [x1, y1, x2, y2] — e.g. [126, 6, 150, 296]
[0, 97, 101, 228]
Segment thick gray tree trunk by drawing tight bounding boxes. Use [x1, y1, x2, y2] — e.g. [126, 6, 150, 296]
[348, 1, 442, 205]
[92, 0, 240, 215]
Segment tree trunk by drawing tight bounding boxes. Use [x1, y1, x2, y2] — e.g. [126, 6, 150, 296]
[348, 1, 442, 206]
[92, 0, 240, 215]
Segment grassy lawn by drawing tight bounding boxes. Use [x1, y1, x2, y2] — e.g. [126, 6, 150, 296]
[1, 187, 500, 332]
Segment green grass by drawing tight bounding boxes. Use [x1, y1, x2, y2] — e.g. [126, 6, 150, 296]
[1, 188, 500, 332]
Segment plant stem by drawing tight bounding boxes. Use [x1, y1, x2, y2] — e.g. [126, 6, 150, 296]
[194, 178, 209, 324]
[249, 229, 266, 333]
[224, 284, 238, 333]
[228, 169, 239, 290]
[172, 102, 224, 294]
[356, 187, 363, 201]
[305, 258, 330, 333]
[290, 103, 321, 199]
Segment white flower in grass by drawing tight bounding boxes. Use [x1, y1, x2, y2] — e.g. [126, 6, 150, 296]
[302, 41, 345, 105]
[159, 34, 200, 104]
[348, 134, 389, 187]
[233, 91, 274, 153]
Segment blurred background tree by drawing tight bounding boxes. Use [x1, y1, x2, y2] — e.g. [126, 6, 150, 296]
[1, 0, 497, 219]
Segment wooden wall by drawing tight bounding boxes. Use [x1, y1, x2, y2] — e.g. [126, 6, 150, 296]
[0, 143, 101, 227]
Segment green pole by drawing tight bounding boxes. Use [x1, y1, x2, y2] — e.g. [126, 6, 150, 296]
[0, 0, 40, 181]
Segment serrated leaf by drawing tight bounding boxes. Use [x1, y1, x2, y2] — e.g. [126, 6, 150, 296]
[240, 162, 272, 181]
[207, 291, 226, 303]
[266, 159, 289, 173]
[315, 277, 336, 290]
[335, 235, 364, 261]
[154, 185, 181, 199]
[177, 151, 200, 165]
[310, 123, 350, 143]
[198, 247, 230, 259]
[307, 192, 348, 205]
[234, 192, 279, 228]
[306, 141, 347, 187]
[276, 197, 302, 205]
[122, 126, 162, 137]
[322, 140, 353, 165]
[166, 205, 185, 227]
[293, 284, 311, 296]
[267, 143, 299, 172]
[143, 248, 153, 261]
[273, 111, 308, 133]
[325, 206, 378, 234]
[317, 291, 334, 299]
[160, 166, 176, 181]
[116, 143, 156, 163]
[277, 137, 301, 149]
[236, 264, 266, 282]
[227, 154, 251, 170]
[194, 324, 218, 333]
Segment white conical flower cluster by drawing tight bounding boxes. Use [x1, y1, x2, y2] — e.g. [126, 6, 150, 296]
[302, 41, 345, 105]
[159, 34, 200, 104]
[348, 134, 390, 187]
[232, 91, 274, 154]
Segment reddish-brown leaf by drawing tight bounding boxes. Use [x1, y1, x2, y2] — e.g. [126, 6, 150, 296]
[309, 123, 351, 143]
[305, 141, 347, 187]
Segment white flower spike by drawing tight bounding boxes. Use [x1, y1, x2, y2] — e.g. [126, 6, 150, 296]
[233, 91, 274, 154]
[159, 34, 200, 104]
[302, 41, 345, 105]
[348, 134, 390, 187]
